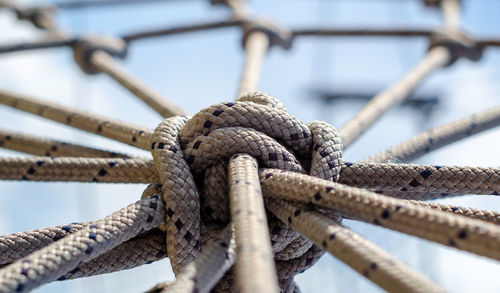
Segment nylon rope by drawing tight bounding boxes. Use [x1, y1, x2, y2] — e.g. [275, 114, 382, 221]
[0, 0, 498, 292]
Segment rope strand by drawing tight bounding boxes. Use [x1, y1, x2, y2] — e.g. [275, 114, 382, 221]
[339, 47, 451, 148]
[0, 89, 152, 150]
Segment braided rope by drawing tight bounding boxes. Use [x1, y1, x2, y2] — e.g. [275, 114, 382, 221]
[0, 129, 132, 158]
[339, 47, 450, 148]
[0, 89, 152, 150]
[266, 199, 445, 293]
[0, 0, 499, 292]
[365, 105, 500, 163]
[89, 51, 187, 118]
[260, 169, 500, 260]
[3, 155, 495, 197]
[339, 162, 499, 195]
[0, 196, 164, 292]
[0, 157, 155, 183]
[228, 154, 279, 292]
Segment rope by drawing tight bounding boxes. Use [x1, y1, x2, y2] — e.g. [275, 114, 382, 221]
[365, 105, 500, 163]
[440, 0, 461, 29]
[3, 154, 496, 197]
[0, 129, 132, 158]
[59, 228, 166, 280]
[0, 157, 155, 183]
[292, 27, 433, 38]
[148, 225, 235, 293]
[339, 162, 499, 195]
[228, 154, 279, 292]
[122, 19, 243, 43]
[260, 169, 500, 260]
[339, 47, 451, 148]
[237, 32, 270, 97]
[0, 226, 166, 281]
[0, 89, 152, 150]
[0, 37, 76, 54]
[89, 51, 187, 118]
[266, 199, 445, 293]
[0, 195, 164, 292]
[0, 0, 499, 291]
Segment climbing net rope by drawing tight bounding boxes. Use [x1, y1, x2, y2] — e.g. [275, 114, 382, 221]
[0, 0, 499, 292]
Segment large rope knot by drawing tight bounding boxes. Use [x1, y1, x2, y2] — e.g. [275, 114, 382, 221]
[148, 92, 343, 287]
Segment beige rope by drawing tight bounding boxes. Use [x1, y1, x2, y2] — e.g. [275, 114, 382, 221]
[406, 200, 500, 225]
[150, 225, 236, 293]
[260, 169, 500, 261]
[266, 199, 445, 293]
[339, 162, 499, 195]
[365, 105, 500, 163]
[89, 51, 187, 118]
[237, 32, 270, 98]
[0, 129, 132, 158]
[0, 228, 166, 279]
[0, 89, 152, 150]
[228, 154, 279, 293]
[0, 0, 498, 290]
[59, 228, 166, 281]
[339, 47, 451, 148]
[0, 156, 156, 183]
[0, 195, 164, 292]
[441, 0, 461, 29]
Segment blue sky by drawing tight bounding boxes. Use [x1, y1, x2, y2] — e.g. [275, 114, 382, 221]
[0, 0, 499, 292]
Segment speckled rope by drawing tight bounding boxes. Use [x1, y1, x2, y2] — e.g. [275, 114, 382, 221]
[406, 200, 500, 225]
[149, 225, 236, 293]
[228, 154, 279, 293]
[148, 91, 344, 291]
[0, 89, 152, 150]
[58, 228, 166, 281]
[89, 51, 187, 118]
[1, 0, 499, 292]
[0, 229, 167, 281]
[3, 155, 495, 197]
[0, 157, 155, 183]
[0, 195, 164, 292]
[339, 47, 451, 148]
[0, 223, 87, 266]
[339, 162, 499, 195]
[365, 105, 500, 163]
[260, 169, 500, 260]
[0, 129, 132, 158]
[266, 199, 445, 293]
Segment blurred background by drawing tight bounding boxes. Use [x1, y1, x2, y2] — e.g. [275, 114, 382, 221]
[0, 0, 499, 292]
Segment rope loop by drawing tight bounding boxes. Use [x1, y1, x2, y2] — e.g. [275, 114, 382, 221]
[149, 92, 343, 287]
[241, 18, 293, 50]
[429, 29, 482, 65]
[72, 35, 128, 74]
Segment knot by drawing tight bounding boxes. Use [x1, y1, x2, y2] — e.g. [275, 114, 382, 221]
[72, 35, 128, 74]
[423, 0, 462, 7]
[429, 29, 482, 65]
[15, 6, 57, 30]
[149, 92, 343, 287]
[241, 18, 293, 50]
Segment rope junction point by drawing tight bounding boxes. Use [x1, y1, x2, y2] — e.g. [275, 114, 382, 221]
[0, 0, 499, 292]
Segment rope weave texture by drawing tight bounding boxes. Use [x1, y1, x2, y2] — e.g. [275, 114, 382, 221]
[0, 0, 499, 292]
